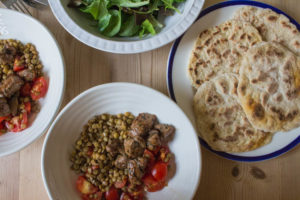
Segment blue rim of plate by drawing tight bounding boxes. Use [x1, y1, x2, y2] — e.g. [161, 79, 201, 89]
[167, 0, 300, 162]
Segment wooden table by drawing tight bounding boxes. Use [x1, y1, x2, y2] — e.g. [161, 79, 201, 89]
[1, 0, 300, 199]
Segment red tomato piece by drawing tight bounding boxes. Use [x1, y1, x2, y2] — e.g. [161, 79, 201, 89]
[76, 176, 98, 195]
[144, 149, 155, 167]
[0, 116, 8, 123]
[21, 83, 32, 96]
[120, 192, 133, 200]
[13, 56, 25, 71]
[105, 186, 119, 200]
[30, 76, 48, 100]
[114, 178, 127, 189]
[142, 174, 166, 192]
[7, 113, 27, 132]
[24, 102, 31, 114]
[151, 162, 168, 181]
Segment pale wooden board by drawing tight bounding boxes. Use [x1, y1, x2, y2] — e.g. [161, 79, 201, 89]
[0, 0, 300, 200]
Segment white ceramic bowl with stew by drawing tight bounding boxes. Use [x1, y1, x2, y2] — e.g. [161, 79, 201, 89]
[0, 9, 65, 157]
[48, 0, 205, 53]
[41, 82, 201, 200]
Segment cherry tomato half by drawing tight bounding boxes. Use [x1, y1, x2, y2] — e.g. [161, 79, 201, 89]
[13, 56, 24, 71]
[105, 186, 119, 200]
[76, 176, 98, 195]
[151, 162, 168, 181]
[143, 149, 155, 168]
[142, 174, 166, 192]
[30, 76, 48, 100]
[24, 102, 31, 114]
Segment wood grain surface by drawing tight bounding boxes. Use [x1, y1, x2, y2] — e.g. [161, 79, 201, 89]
[1, 0, 300, 199]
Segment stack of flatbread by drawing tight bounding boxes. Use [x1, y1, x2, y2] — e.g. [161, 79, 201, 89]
[189, 6, 300, 153]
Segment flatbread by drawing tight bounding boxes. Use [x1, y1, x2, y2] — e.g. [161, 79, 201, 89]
[234, 6, 300, 56]
[238, 42, 300, 132]
[193, 74, 272, 152]
[188, 19, 262, 89]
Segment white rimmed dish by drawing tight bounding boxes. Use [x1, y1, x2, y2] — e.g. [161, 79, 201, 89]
[41, 82, 201, 200]
[0, 9, 65, 157]
[48, 0, 205, 54]
[167, 0, 300, 162]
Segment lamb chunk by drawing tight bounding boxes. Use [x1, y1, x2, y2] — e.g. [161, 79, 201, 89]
[9, 92, 19, 116]
[17, 69, 36, 81]
[114, 155, 128, 169]
[155, 124, 175, 142]
[106, 139, 120, 157]
[0, 44, 17, 65]
[130, 113, 157, 137]
[124, 137, 145, 158]
[127, 157, 148, 185]
[0, 75, 24, 98]
[147, 130, 161, 151]
[0, 97, 10, 117]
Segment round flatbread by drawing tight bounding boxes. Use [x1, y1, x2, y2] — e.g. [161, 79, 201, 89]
[238, 42, 300, 132]
[193, 74, 272, 153]
[234, 6, 300, 56]
[188, 19, 262, 89]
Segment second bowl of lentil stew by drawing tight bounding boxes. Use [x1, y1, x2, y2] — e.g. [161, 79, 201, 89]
[0, 9, 65, 157]
[42, 82, 201, 200]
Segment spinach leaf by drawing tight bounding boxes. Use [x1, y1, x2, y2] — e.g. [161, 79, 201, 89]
[148, 14, 163, 29]
[110, 0, 150, 8]
[98, 0, 111, 31]
[119, 15, 140, 36]
[80, 0, 101, 20]
[101, 9, 122, 37]
[132, 0, 159, 14]
[161, 0, 180, 13]
[139, 19, 156, 37]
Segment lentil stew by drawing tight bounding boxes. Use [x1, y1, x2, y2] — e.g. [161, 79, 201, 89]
[0, 39, 48, 134]
[70, 112, 176, 200]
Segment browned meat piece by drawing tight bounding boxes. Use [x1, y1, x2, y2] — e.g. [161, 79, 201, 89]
[106, 139, 120, 157]
[114, 155, 128, 169]
[127, 157, 148, 185]
[0, 75, 24, 98]
[155, 124, 175, 142]
[147, 130, 161, 151]
[0, 97, 10, 117]
[124, 137, 145, 158]
[9, 92, 19, 116]
[0, 44, 17, 65]
[130, 113, 157, 137]
[17, 69, 36, 81]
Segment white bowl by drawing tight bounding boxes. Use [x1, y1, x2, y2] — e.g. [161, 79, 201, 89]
[48, 0, 205, 53]
[0, 9, 65, 157]
[41, 83, 201, 200]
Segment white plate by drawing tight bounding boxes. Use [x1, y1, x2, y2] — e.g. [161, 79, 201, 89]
[0, 9, 65, 157]
[41, 83, 201, 200]
[167, 1, 300, 162]
[48, 0, 205, 54]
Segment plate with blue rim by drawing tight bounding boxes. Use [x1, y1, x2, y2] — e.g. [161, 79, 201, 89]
[167, 0, 300, 162]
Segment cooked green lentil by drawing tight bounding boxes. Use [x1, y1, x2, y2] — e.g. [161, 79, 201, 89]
[70, 113, 135, 193]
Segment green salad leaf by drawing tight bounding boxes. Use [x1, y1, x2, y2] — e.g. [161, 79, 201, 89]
[139, 19, 156, 37]
[161, 0, 179, 13]
[101, 9, 122, 37]
[119, 15, 140, 36]
[98, 0, 111, 31]
[80, 0, 101, 20]
[110, 0, 150, 8]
